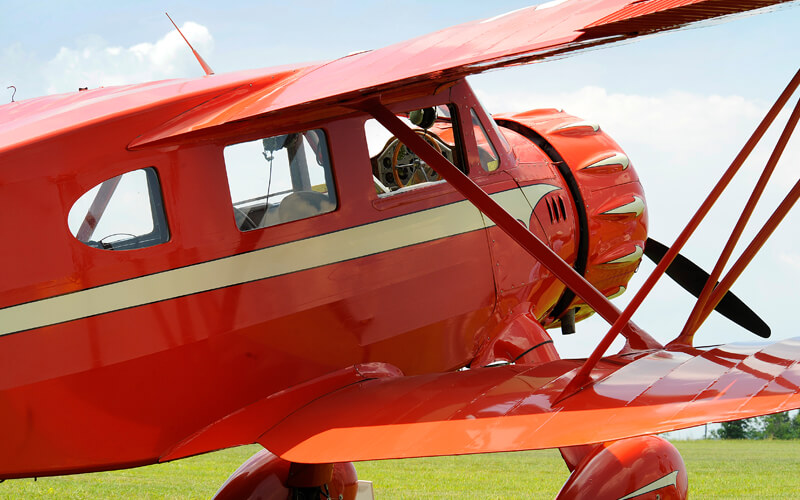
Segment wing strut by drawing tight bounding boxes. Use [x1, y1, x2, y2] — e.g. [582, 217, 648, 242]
[558, 67, 800, 401]
[75, 176, 121, 242]
[676, 91, 800, 343]
[360, 98, 659, 350]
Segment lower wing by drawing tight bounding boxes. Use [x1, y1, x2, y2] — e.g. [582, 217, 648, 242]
[258, 338, 800, 463]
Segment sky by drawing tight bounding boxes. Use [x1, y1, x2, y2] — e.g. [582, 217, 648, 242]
[3, 0, 800, 367]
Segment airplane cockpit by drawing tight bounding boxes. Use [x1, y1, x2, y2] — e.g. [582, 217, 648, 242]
[221, 103, 487, 232]
[65, 88, 509, 255]
[367, 106, 461, 195]
[367, 104, 504, 196]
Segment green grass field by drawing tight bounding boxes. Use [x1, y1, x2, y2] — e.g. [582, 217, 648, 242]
[1, 440, 799, 499]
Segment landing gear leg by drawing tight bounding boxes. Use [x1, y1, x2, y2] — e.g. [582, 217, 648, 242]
[213, 449, 365, 500]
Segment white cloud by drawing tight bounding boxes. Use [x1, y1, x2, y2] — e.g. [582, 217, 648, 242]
[476, 83, 800, 242]
[2, 42, 40, 102]
[471, 81, 800, 354]
[779, 253, 800, 271]
[478, 85, 763, 162]
[43, 22, 213, 95]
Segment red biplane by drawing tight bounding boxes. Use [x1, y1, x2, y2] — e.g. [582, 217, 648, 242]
[2, 1, 800, 498]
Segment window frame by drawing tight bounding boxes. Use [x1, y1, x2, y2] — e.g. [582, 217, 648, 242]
[365, 103, 468, 198]
[222, 127, 338, 232]
[69, 167, 170, 251]
[470, 108, 502, 173]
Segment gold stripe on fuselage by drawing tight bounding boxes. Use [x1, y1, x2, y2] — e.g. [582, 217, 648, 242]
[0, 184, 559, 336]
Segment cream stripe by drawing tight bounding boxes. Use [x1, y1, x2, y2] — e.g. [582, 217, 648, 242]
[618, 470, 679, 500]
[602, 195, 645, 217]
[0, 184, 559, 336]
[483, 184, 560, 228]
[602, 245, 644, 265]
[552, 120, 600, 133]
[582, 152, 629, 170]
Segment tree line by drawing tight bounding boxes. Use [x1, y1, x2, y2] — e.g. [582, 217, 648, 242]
[713, 411, 800, 439]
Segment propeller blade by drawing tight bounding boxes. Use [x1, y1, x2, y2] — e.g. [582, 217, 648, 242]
[643, 237, 770, 338]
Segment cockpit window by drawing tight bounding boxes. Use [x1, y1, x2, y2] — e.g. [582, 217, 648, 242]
[470, 108, 500, 172]
[365, 105, 463, 196]
[224, 129, 336, 231]
[68, 167, 169, 250]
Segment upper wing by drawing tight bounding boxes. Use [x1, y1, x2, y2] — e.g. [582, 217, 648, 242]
[256, 338, 800, 463]
[131, 0, 796, 147]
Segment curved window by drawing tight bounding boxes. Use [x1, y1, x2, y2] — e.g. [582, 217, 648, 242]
[68, 168, 169, 250]
[224, 129, 336, 231]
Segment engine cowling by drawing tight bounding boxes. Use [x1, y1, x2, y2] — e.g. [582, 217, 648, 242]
[496, 109, 648, 329]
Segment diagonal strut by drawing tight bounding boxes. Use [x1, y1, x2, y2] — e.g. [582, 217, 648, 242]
[361, 98, 660, 352]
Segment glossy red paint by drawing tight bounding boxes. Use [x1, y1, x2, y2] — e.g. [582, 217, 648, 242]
[258, 338, 800, 463]
[495, 110, 648, 329]
[212, 450, 359, 500]
[365, 99, 652, 348]
[2, 77, 610, 477]
[472, 310, 560, 367]
[160, 363, 403, 462]
[556, 436, 687, 500]
[120, 0, 794, 149]
[213, 450, 291, 500]
[1, 0, 798, 497]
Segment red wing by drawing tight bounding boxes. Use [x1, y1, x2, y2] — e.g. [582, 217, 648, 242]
[131, 0, 794, 147]
[258, 338, 800, 463]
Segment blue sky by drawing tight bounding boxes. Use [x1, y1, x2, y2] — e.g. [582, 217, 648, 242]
[3, 1, 798, 98]
[3, 1, 800, 361]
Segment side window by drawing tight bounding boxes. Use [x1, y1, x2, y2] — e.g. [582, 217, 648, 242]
[224, 129, 336, 231]
[470, 109, 500, 172]
[68, 167, 169, 250]
[365, 105, 463, 195]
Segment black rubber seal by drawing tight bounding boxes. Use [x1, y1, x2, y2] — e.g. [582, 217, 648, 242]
[495, 119, 589, 322]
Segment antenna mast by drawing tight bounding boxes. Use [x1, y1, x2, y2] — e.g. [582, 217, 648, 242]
[165, 13, 214, 76]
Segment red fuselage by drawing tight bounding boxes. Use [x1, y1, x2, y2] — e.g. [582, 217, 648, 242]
[0, 77, 645, 477]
